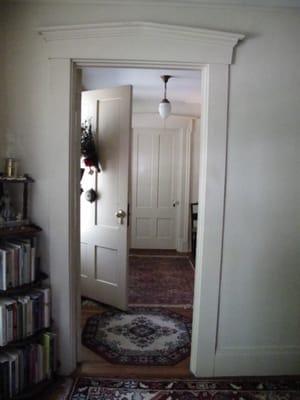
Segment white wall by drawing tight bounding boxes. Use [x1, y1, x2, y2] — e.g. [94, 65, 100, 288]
[2, 2, 300, 375]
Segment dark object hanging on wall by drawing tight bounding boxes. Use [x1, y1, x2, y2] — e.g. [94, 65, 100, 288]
[81, 121, 101, 172]
[85, 188, 97, 203]
[80, 168, 85, 195]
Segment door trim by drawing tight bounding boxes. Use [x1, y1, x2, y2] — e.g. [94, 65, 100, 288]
[40, 21, 245, 376]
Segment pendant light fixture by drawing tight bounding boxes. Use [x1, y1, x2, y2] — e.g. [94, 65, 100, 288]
[158, 75, 172, 119]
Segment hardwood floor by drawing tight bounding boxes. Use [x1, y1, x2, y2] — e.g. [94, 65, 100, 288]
[130, 248, 193, 259]
[39, 377, 74, 400]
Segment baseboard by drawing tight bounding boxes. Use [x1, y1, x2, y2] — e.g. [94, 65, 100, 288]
[214, 346, 300, 376]
[176, 239, 189, 253]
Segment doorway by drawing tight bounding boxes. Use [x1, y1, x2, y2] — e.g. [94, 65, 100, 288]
[78, 67, 200, 375]
[43, 21, 243, 376]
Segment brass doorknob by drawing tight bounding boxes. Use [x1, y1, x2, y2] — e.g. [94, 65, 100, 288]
[115, 209, 126, 224]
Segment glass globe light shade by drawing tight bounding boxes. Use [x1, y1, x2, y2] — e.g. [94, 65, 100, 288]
[158, 99, 171, 119]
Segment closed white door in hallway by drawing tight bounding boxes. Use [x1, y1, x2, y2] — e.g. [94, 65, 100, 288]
[131, 128, 179, 249]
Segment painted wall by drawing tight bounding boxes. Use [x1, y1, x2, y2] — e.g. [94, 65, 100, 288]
[2, 2, 300, 374]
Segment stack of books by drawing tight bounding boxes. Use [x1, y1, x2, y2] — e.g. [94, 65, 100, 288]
[0, 331, 57, 398]
[0, 288, 51, 346]
[0, 238, 39, 290]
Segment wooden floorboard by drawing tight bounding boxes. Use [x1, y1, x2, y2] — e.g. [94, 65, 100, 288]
[130, 248, 192, 256]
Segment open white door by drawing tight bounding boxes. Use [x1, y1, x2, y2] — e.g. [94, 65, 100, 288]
[80, 86, 132, 310]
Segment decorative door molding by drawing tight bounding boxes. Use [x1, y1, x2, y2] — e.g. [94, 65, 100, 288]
[39, 21, 244, 375]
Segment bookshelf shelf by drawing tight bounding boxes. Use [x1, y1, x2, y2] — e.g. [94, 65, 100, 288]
[0, 224, 42, 238]
[0, 327, 52, 349]
[12, 377, 54, 400]
[0, 271, 48, 296]
[0, 174, 34, 183]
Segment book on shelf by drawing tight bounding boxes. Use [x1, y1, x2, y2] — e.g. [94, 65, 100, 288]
[0, 237, 39, 290]
[0, 288, 51, 347]
[0, 331, 57, 399]
[0, 353, 10, 399]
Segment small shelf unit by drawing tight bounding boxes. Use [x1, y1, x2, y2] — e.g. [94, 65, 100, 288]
[0, 176, 57, 399]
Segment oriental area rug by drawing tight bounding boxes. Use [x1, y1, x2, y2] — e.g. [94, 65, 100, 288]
[69, 377, 300, 400]
[128, 255, 194, 307]
[81, 308, 192, 366]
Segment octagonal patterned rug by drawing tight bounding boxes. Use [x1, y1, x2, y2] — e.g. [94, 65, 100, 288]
[81, 308, 192, 366]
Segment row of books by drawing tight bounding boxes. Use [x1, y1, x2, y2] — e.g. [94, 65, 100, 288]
[0, 331, 57, 399]
[0, 288, 50, 347]
[0, 237, 39, 290]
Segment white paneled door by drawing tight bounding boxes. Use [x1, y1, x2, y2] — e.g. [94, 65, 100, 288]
[80, 86, 132, 310]
[131, 128, 179, 249]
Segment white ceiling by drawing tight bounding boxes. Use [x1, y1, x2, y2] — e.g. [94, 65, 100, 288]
[9, 0, 300, 8]
[81, 68, 202, 104]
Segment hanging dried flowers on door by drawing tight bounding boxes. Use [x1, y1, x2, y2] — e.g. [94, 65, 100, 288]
[81, 120, 101, 174]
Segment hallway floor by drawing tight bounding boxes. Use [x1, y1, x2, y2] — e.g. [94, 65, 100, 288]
[43, 249, 194, 400]
[79, 249, 195, 378]
[79, 299, 193, 377]
[129, 252, 194, 306]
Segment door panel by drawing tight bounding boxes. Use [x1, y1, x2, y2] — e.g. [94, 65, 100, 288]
[131, 128, 178, 249]
[80, 86, 132, 310]
[136, 133, 153, 208]
[158, 134, 174, 208]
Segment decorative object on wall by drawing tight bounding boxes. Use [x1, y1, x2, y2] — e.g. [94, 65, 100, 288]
[158, 75, 172, 119]
[81, 120, 101, 174]
[85, 188, 97, 203]
[80, 168, 84, 195]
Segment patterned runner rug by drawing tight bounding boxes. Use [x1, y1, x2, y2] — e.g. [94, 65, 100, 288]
[69, 377, 300, 399]
[129, 255, 194, 307]
[82, 308, 192, 366]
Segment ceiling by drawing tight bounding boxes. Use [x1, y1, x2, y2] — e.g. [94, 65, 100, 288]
[81, 68, 202, 104]
[8, 0, 300, 8]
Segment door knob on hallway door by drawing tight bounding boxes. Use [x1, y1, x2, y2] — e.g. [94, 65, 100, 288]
[173, 201, 179, 207]
[115, 209, 126, 224]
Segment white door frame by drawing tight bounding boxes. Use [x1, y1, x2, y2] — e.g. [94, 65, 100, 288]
[39, 21, 244, 376]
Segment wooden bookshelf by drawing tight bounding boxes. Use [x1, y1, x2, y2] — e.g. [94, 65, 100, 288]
[0, 174, 34, 183]
[0, 271, 48, 296]
[0, 224, 42, 238]
[12, 377, 54, 400]
[0, 176, 57, 399]
[0, 174, 35, 221]
[0, 327, 52, 349]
